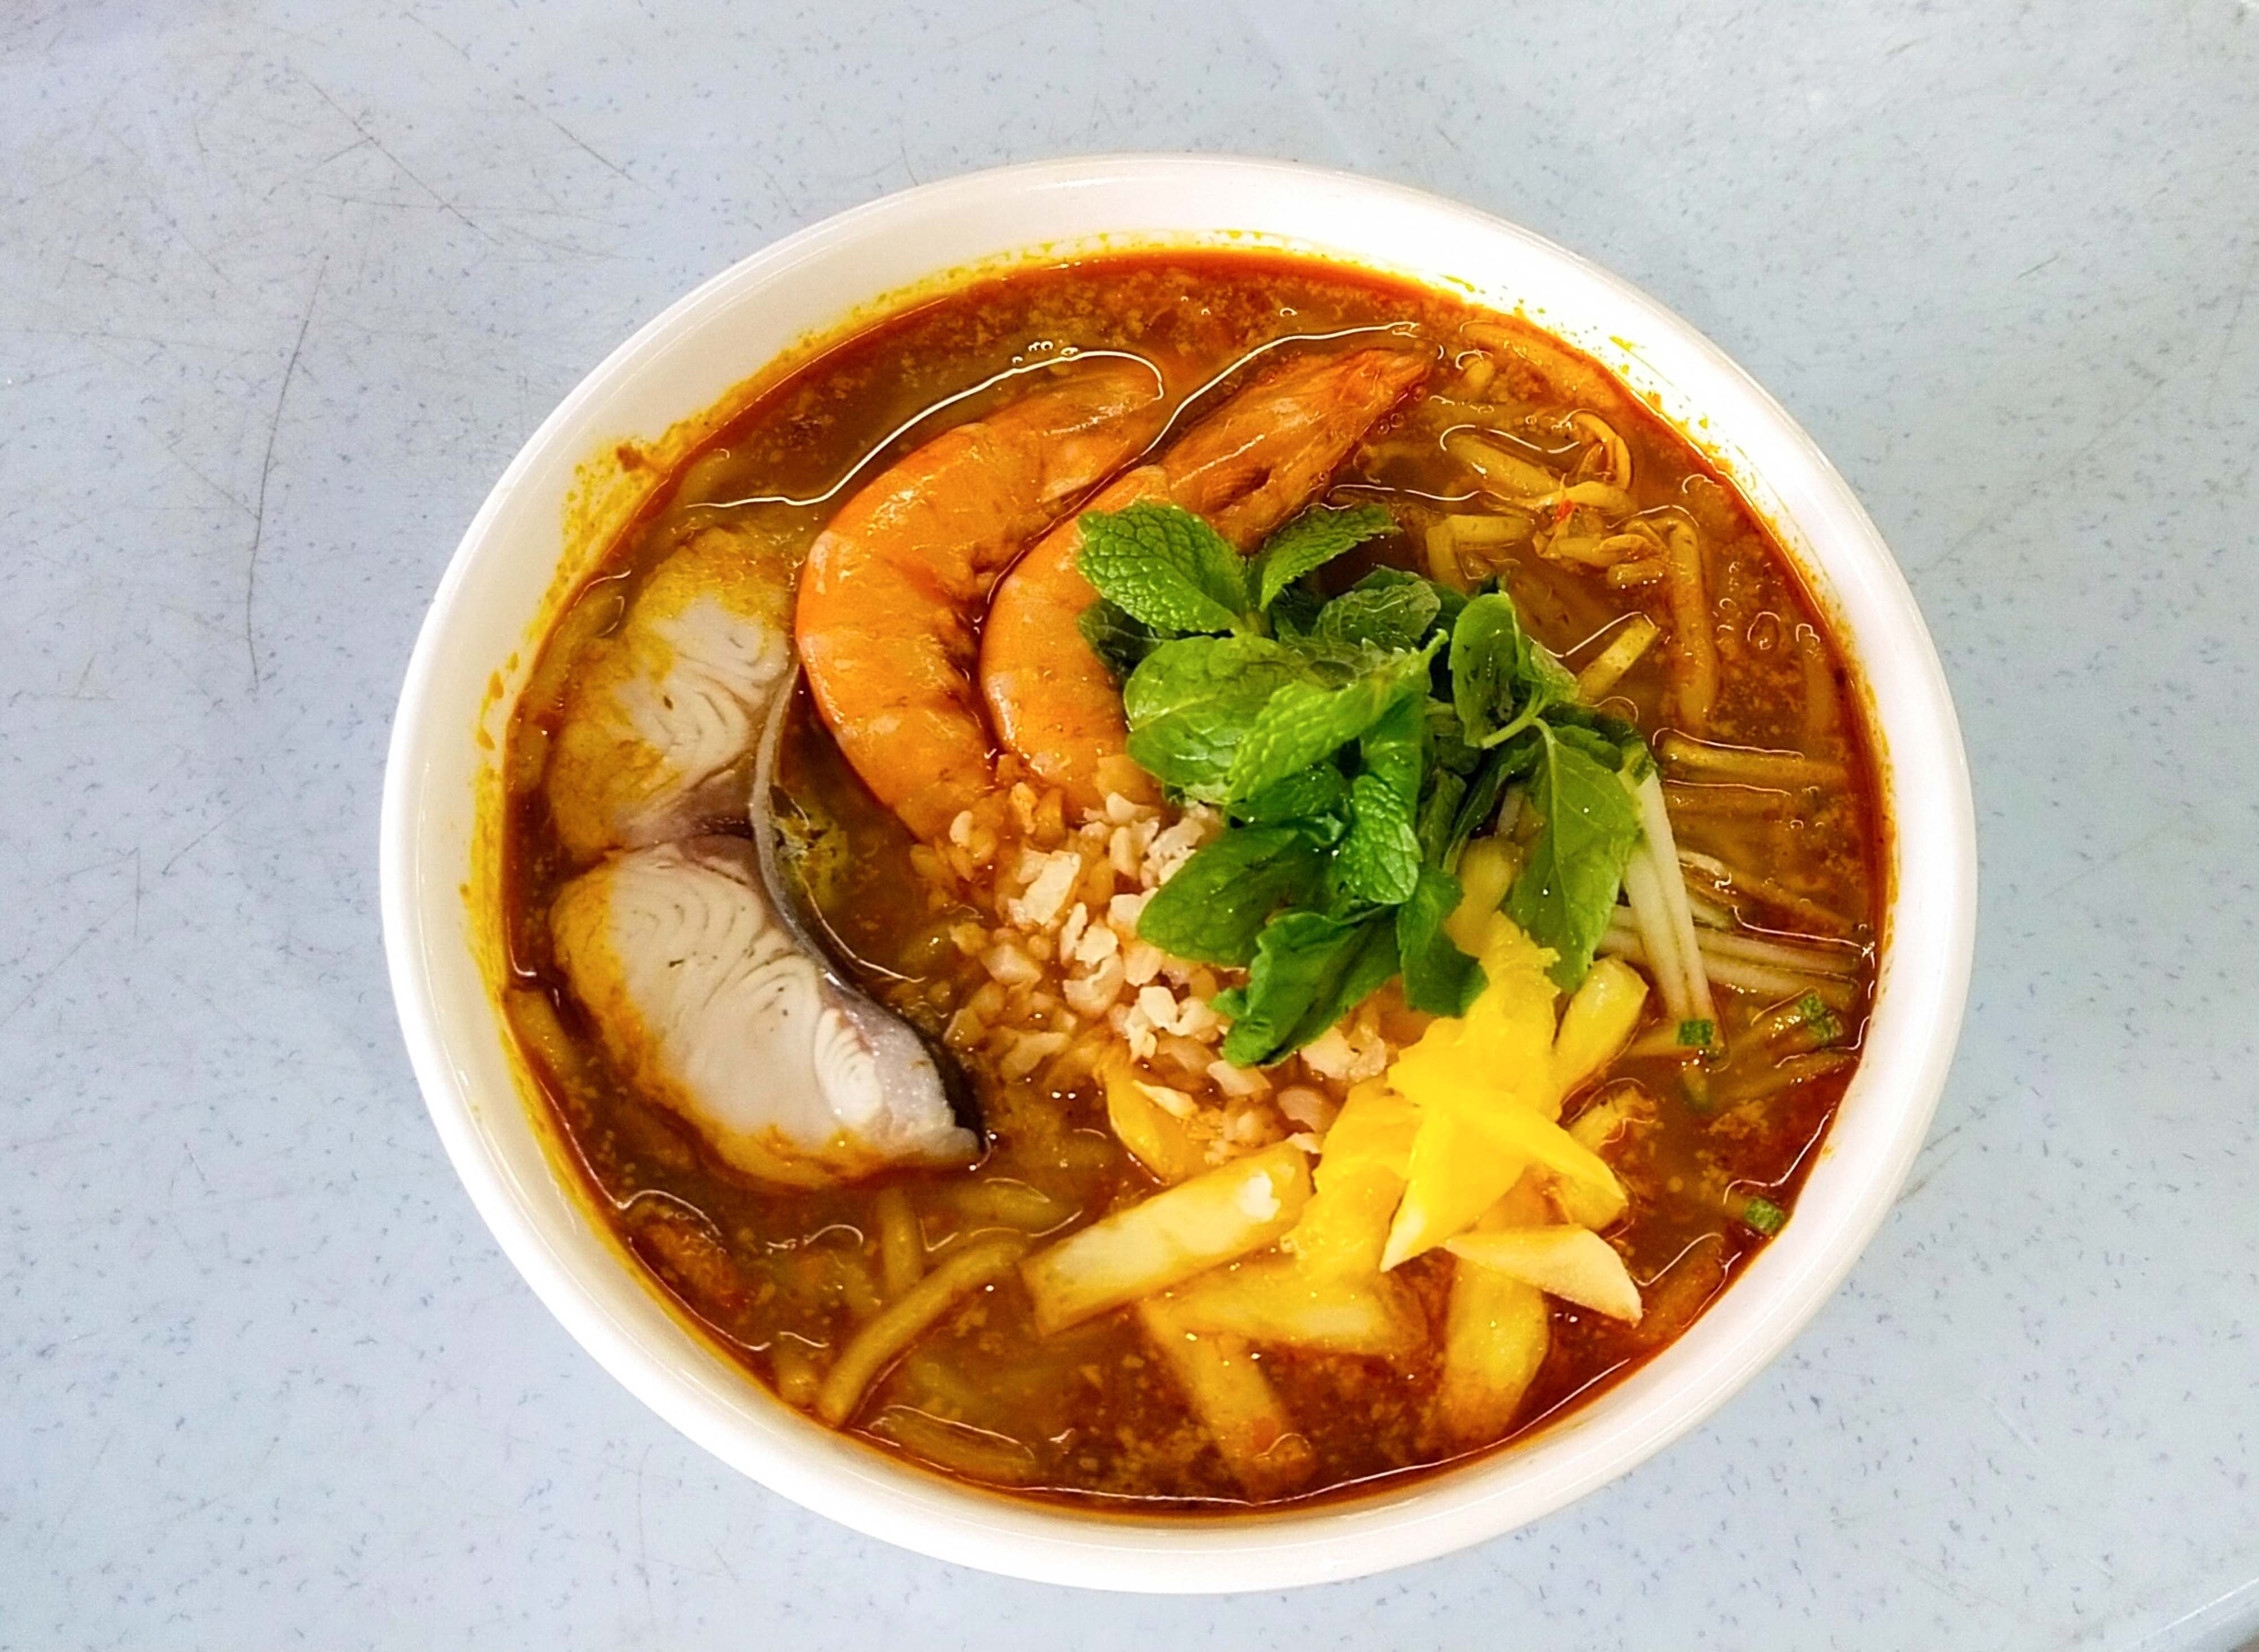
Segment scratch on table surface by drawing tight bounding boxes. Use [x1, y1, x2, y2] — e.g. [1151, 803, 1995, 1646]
[1916, 372, 2170, 574]
[0, 885, 137, 1031]
[1896, 1143, 1964, 1205]
[2031, 817, 2176, 906]
[941, 0, 1083, 54]
[1987, 1397, 2042, 1457]
[160, 809, 239, 875]
[633, 1442, 656, 1627]
[161, 438, 255, 518]
[2200, 240, 2254, 424]
[403, 7, 634, 180]
[298, 72, 492, 239]
[243, 258, 326, 692]
[38, 1424, 119, 1554]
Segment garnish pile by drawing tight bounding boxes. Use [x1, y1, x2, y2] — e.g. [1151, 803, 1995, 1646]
[1076, 501, 1654, 1066]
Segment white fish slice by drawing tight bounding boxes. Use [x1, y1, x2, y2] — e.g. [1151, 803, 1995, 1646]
[550, 836, 978, 1185]
[546, 526, 793, 861]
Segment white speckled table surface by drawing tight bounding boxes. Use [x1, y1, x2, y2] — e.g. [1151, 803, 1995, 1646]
[5, 1, 2256, 1645]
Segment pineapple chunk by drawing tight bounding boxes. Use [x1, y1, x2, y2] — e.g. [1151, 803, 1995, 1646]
[1381, 1106, 1528, 1270]
[1165, 1257, 1421, 1358]
[1447, 1226, 1644, 1323]
[1380, 921, 1567, 1269]
[1551, 956, 1648, 1097]
[1312, 1080, 1418, 1175]
[1565, 1080, 1651, 1157]
[1445, 836, 1520, 956]
[1137, 1299, 1315, 1500]
[1021, 1143, 1311, 1333]
[1390, 921, 1562, 1120]
[1436, 1256, 1549, 1445]
[1283, 1082, 1415, 1278]
[1451, 1102, 1629, 1233]
[1101, 1056, 1205, 1184]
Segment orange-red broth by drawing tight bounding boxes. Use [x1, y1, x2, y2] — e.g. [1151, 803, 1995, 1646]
[500, 253, 1882, 1510]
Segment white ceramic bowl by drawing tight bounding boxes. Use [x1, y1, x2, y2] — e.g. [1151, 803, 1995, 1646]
[381, 155, 1975, 1592]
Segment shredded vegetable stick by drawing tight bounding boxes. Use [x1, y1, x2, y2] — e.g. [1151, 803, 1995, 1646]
[769, 1341, 822, 1410]
[1575, 614, 1660, 700]
[1661, 781, 1793, 818]
[1424, 520, 1466, 588]
[1101, 1055, 1205, 1184]
[1444, 512, 1531, 547]
[1680, 848, 1855, 935]
[1568, 411, 1633, 489]
[1658, 731, 1848, 789]
[875, 1185, 924, 1299]
[1137, 1300, 1314, 1498]
[1447, 1226, 1643, 1322]
[1800, 627, 1843, 738]
[868, 1406, 1041, 1485]
[817, 1236, 1026, 1425]
[1165, 1258, 1420, 1357]
[1444, 429, 1562, 500]
[1549, 479, 1637, 516]
[1437, 1225, 1549, 1445]
[1685, 926, 1862, 978]
[1603, 921, 1859, 1006]
[1021, 1145, 1311, 1333]
[1552, 957, 1649, 1096]
[1658, 518, 1719, 728]
[1715, 1051, 1855, 1104]
[1565, 1082, 1650, 1156]
[1630, 770, 1715, 1025]
[1285, 1083, 1416, 1279]
[1620, 842, 1691, 1023]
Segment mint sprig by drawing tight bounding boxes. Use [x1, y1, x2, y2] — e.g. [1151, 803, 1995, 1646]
[1071, 499, 1652, 1065]
[1249, 504, 1394, 610]
[1077, 502, 1255, 634]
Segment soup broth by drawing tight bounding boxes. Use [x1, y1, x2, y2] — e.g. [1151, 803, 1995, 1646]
[500, 252, 1882, 1510]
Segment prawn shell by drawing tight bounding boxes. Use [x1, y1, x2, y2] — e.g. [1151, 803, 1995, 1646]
[795, 359, 1168, 840]
[980, 346, 1433, 814]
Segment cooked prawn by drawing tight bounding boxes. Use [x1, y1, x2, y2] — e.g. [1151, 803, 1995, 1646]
[980, 346, 1432, 814]
[794, 360, 1167, 839]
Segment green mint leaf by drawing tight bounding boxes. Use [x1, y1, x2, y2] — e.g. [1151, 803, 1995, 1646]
[1356, 689, 1425, 806]
[1313, 577, 1442, 652]
[1077, 599, 1158, 685]
[1441, 736, 1534, 870]
[1415, 769, 1466, 866]
[1741, 1196, 1787, 1236]
[1133, 825, 1327, 967]
[1506, 725, 1643, 988]
[1396, 865, 1486, 1015]
[1216, 909, 1399, 1067]
[1120, 636, 1312, 800]
[1267, 581, 1325, 639]
[1231, 764, 1350, 829]
[1450, 591, 1577, 747]
[1076, 502, 1252, 635]
[1252, 504, 1395, 611]
[1431, 577, 1470, 637]
[1221, 645, 1436, 804]
[1547, 703, 1654, 778]
[1335, 775, 1421, 905]
[1424, 700, 1484, 776]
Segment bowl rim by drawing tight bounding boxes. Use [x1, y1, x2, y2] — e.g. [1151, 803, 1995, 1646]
[380, 152, 1975, 1592]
